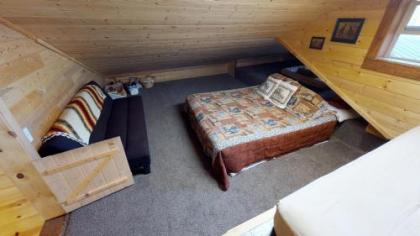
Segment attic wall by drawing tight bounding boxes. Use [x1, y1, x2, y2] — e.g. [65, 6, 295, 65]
[0, 0, 381, 75]
[0, 22, 104, 148]
[278, 0, 420, 138]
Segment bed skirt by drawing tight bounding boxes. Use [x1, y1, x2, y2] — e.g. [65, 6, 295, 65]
[185, 103, 337, 191]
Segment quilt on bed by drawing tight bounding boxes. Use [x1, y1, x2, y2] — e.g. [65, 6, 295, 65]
[186, 85, 337, 190]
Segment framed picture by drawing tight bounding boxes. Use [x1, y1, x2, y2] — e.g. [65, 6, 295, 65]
[331, 18, 365, 44]
[309, 37, 325, 50]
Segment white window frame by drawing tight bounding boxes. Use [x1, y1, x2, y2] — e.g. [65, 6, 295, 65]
[385, 0, 420, 64]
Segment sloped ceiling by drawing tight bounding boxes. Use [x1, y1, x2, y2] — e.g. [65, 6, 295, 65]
[0, 0, 376, 75]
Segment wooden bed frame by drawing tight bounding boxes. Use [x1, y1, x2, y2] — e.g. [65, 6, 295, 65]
[223, 206, 296, 236]
[274, 208, 296, 236]
[0, 98, 134, 220]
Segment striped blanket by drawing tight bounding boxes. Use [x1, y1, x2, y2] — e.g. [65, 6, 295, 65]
[42, 83, 107, 146]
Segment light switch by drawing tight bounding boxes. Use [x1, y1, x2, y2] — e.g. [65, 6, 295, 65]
[22, 127, 34, 143]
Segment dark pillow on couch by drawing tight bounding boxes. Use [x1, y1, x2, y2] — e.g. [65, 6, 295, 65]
[38, 136, 83, 157]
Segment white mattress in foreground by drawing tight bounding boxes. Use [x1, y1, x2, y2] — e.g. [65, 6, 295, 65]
[277, 126, 420, 236]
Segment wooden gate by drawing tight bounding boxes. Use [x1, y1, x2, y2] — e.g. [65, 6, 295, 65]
[33, 137, 134, 212]
[0, 98, 134, 221]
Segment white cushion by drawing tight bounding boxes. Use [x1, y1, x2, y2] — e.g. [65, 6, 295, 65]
[277, 126, 420, 236]
[327, 104, 360, 123]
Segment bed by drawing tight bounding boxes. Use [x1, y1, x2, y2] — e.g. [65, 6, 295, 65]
[185, 75, 338, 190]
[274, 126, 419, 236]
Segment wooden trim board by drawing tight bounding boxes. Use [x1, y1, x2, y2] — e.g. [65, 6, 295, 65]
[108, 63, 228, 83]
[107, 54, 291, 83]
[223, 207, 276, 236]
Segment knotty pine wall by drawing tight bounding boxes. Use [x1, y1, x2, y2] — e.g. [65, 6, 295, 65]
[0, 169, 44, 236]
[0, 22, 104, 235]
[0, 0, 381, 75]
[0, 22, 104, 148]
[278, 0, 420, 138]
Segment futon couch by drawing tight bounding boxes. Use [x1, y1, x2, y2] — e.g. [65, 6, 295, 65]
[39, 81, 151, 174]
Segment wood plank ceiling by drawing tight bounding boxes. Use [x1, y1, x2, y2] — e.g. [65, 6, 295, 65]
[0, 0, 375, 75]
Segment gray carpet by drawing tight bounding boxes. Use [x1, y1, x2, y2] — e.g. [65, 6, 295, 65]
[65, 74, 385, 236]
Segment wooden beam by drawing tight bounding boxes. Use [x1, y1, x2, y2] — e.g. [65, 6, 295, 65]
[0, 98, 64, 220]
[108, 63, 229, 83]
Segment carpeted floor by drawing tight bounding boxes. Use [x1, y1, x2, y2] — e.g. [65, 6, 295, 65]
[65, 74, 385, 236]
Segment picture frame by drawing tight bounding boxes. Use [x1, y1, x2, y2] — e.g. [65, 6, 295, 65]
[331, 18, 365, 44]
[309, 37, 325, 50]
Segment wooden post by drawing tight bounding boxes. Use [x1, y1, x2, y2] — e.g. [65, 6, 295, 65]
[0, 98, 64, 220]
[227, 60, 237, 79]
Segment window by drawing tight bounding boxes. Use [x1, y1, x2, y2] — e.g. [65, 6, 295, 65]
[363, 0, 420, 81]
[386, 0, 420, 64]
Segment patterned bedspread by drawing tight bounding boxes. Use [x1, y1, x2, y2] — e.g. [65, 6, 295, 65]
[186, 86, 337, 159]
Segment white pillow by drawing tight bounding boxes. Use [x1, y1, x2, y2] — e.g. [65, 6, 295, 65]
[268, 80, 299, 109]
[327, 104, 360, 122]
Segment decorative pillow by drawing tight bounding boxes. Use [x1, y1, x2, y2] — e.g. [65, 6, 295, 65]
[269, 73, 301, 88]
[41, 82, 107, 147]
[268, 80, 299, 109]
[286, 86, 335, 120]
[257, 77, 278, 99]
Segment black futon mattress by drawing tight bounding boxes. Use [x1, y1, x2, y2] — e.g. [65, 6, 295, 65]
[40, 95, 151, 175]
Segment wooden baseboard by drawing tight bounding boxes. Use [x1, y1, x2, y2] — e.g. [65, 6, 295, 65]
[107, 63, 228, 83]
[40, 215, 69, 236]
[107, 54, 292, 83]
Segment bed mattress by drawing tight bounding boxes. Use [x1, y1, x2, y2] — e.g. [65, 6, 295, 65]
[186, 86, 337, 190]
[275, 127, 420, 236]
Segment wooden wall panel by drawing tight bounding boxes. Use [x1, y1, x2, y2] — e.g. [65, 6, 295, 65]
[0, 170, 44, 236]
[278, 0, 420, 138]
[0, 23, 104, 148]
[0, 0, 382, 75]
[0, 23, 104, 235]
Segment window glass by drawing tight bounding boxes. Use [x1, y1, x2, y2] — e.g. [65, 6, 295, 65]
[389, 34, 420, 62]
[407, 5, 420, 27]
